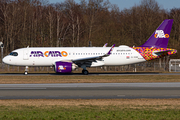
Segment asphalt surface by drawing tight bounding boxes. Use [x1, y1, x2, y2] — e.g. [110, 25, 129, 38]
[0, 83, 180, 99]
[0, 72, 180, 76]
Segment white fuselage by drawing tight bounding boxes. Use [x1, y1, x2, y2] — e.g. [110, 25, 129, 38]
[3, 45, 146, 67]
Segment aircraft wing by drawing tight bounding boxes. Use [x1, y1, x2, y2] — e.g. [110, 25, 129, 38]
[72, 44, 115, 63]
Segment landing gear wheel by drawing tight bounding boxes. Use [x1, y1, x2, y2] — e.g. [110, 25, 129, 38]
[82, 70, 89, 75]
[24, 71, 28, 75]
[24, 66, 29, 75]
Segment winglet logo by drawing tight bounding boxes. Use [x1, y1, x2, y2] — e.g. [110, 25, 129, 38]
[154, 30, 169, 38]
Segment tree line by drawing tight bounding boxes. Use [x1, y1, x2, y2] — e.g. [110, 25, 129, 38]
[0, 0, 180, 58]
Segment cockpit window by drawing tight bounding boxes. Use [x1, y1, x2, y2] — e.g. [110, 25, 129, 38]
[9, 52, 18, 56]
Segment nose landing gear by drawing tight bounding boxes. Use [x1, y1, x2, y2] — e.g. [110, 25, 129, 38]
[24, 66, 28, 75]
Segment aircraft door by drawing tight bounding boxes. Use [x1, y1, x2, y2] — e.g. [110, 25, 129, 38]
[23, 50, 29, 60]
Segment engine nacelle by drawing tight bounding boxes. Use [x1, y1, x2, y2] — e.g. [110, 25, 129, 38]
[55, 61, 77, 73]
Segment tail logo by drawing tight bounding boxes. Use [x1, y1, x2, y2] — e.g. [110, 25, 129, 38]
[154, 30, 169, 38]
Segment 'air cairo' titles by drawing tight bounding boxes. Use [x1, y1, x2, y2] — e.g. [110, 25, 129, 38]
[29, 51, 68, 57]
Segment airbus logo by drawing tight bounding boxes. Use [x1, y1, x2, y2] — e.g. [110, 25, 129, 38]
[154, 30, 169, 38]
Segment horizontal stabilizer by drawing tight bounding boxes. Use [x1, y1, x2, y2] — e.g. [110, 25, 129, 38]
[153, 50, 173, 56]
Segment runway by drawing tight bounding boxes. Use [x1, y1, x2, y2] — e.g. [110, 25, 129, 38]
[0, 72, 180, 76]
[0, 83, 180, 99]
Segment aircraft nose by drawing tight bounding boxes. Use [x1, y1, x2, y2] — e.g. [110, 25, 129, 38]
[2, 56, 9, 64]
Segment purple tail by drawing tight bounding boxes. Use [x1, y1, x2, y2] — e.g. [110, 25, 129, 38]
[139, 19, 173, 48]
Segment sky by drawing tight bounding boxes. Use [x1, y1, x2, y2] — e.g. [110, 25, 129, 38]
[48, 0, 180, 11]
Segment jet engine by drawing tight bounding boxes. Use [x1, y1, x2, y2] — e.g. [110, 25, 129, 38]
[55, 61, 77, 73]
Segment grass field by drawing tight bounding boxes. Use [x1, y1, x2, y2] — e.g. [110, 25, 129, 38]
[0, 99, 180, 120]
[0, 74, 180, 83]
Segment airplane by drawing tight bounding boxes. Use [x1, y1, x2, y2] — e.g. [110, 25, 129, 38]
[2, 19, 177, 75]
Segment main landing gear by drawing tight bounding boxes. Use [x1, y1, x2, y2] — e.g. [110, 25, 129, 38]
[81, 65, 89, 75]
[24, 66, 28, 75]
[82, 69, 89, 75]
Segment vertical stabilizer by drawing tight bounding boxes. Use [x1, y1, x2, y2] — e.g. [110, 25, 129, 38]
[139, 19, 173, 48]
